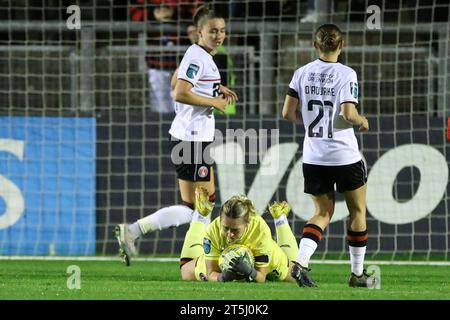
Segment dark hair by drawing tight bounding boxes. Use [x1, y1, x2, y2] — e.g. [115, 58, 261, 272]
[193, 4, 224, 29]
[314, 24, 343, 52]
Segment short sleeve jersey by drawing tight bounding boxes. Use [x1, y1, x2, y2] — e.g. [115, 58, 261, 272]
[204, 215, 278, 270]
[169, 44, 221, 142]
[288, 59, 362, 166]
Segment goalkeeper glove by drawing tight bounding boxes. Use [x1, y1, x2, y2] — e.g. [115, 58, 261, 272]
[218, 269, 237, 282]
[229, 254, 257, 282]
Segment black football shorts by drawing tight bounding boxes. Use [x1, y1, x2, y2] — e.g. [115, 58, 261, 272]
[170, 138, 215, 182]
[303, 159, 367, 195]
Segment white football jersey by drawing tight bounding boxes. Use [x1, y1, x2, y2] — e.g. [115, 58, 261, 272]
[169, 44, 221, 142]
[288, 59, 362, 166]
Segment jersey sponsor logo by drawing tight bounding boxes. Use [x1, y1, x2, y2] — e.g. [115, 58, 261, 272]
[198, 166, 209, 178]
[307, 72, 334, 84]
[203, 237, 211, 254]
[186, 64, 200, 79]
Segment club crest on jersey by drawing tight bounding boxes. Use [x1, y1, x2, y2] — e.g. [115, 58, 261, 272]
[186, 64, 200, 79]
[203, 238, 211, 254]
[198, 166, 208, 178]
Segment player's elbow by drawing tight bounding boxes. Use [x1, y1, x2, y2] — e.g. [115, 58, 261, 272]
[282, 108, 295, 122]
[283, 110, 299, 124]
[174, 90, 189, 104]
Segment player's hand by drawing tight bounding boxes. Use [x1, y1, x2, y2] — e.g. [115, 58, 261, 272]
[212, 96, 228, 112]
[220, 85, 239, 104]
[359, 116, 369, 132]
[268, 201, 291, 218]
[194, 187, 213, 216]
[229, 253, 257, 280]
[219, 249, 241, 272]
[218, 269, 237, 282]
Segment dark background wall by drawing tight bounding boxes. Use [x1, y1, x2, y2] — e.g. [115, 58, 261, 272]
[96, 111, 450, 256]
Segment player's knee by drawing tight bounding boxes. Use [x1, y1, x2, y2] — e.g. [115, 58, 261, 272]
[180, 268, 198, 281]
[180, 258, 197, 281]
[180, 273, 189, 281]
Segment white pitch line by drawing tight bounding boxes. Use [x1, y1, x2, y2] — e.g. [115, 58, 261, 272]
[0, 255, 177, 262]
[311, 259, 450, 266]
[0, 256, 449, 266]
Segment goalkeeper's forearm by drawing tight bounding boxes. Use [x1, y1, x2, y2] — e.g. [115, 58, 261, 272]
[207, 271, 223, 282]
[208, 271, 236, 282]
[237, 265, 265, 283]
[217, 270, 237, 282]
[249, 268, 266, 283]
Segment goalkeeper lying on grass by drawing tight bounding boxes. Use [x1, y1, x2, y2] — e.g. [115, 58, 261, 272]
[179, 187, 298, 283]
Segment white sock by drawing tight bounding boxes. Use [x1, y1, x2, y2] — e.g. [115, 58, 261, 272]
[296, 238, 318, 268]
[128, 222, 142, 240]
[191, 210, 211, 226]
[137, 205, 193, 234]
[349, 246, 366, 276]
[273, 215, 288, 228]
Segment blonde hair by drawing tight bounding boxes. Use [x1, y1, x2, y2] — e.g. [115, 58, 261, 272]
[219, 195, 256, 224]
[314, 24, 343, 53]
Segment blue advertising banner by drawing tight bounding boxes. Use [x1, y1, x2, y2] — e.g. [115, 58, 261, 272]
[0, 117, 96, 255]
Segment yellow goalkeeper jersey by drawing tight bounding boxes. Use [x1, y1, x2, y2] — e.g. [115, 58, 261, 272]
[204, 215, 283, 271]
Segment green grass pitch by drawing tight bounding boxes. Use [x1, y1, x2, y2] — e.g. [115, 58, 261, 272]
[0, 259, 449, 300]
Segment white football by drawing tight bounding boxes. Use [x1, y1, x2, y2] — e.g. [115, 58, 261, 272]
[218, 244, 255, 272]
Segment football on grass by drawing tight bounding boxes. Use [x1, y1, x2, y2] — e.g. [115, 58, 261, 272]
[218, 244, 255, 273]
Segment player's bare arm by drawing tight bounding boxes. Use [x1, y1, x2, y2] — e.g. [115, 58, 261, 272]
[341, 102, 369, 132]
[170, 68, 178, 90]
[174, 79, 229, 112]
[282, 95, 302, 124]
[205, 258, 225, 282]
[252, 266, 268, 283]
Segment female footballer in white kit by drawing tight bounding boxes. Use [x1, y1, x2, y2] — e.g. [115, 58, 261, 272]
[115, 4, 238, 265]
[282, 24, 371, 288]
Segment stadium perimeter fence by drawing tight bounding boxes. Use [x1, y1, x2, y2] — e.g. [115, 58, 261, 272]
[0, 1, 449, 261]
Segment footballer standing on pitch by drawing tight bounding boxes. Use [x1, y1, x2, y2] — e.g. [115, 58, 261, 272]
[115, 4, 238, 265]
[282, 24, 371, 288]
